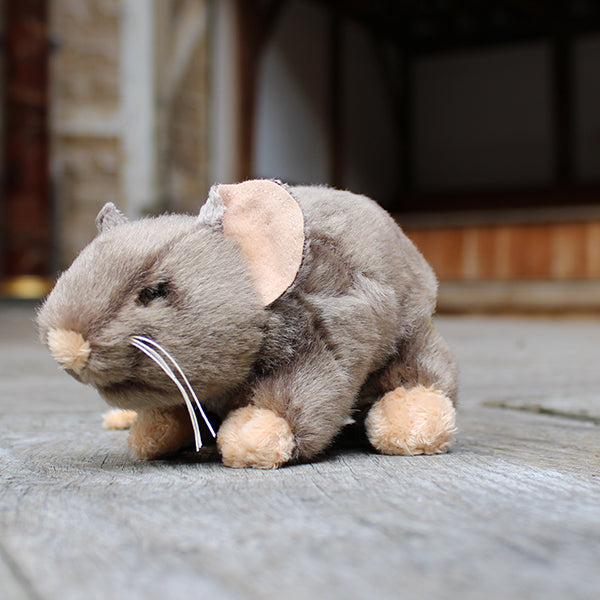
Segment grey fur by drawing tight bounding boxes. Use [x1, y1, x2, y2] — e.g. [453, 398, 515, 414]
[197, 185, 226, 229]
[96, 202, 128, 233]
[38, 183, 457, 462]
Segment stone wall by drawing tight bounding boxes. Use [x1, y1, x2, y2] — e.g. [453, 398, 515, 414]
[49, 0, 122, 266]
[49, 0, 210, 267]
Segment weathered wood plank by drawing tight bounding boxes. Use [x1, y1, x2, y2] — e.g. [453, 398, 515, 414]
[551, 223, 588, 279]
[1, 304, 600, 600]
[1, 408, 599, 600]
[0, 546, 35, 600]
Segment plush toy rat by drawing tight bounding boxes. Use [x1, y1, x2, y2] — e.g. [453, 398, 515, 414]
[37, 179, 457, 469]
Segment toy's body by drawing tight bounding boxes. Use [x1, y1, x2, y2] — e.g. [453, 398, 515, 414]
[38, 180, 457, 468]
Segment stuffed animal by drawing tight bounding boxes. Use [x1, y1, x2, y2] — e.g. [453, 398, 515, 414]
[37, 179, 457, 469]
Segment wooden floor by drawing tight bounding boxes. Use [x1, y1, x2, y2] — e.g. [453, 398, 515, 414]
[1, 302, 599, 600]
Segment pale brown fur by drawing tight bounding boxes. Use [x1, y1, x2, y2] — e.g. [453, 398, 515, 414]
[102, 409, 138, 430]
[128, 405, 193, 460]
[217, 406, 295, 469]
[365, 386, 456, 455]
[47, 329, 91, 375]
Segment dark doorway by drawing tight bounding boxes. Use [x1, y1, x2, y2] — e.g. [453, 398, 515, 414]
[0, 0, 52, 298]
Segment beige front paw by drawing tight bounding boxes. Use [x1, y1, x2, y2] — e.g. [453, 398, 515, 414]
[102, 409, 137, 430]
[366, 386, 456, 456]
[217, 406, 295, 469]
[128, 406, 193, 460]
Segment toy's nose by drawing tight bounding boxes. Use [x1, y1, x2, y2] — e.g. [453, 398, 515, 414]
[47, 329, 91, 374]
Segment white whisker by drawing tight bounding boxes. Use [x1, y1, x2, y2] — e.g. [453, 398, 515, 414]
[133, 336, 217, 438]
[131, 335, 216, 451]
[131, 338, 203, 450]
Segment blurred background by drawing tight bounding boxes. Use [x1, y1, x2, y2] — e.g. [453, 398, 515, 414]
[1, 0, 600, 312]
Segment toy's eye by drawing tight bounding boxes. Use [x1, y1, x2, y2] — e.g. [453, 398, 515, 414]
[138, 282, 169, 306]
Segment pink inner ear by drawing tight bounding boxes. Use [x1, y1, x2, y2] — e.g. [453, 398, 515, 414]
[218, 180, 305, 306]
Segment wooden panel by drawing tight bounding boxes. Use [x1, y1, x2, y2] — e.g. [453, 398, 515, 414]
[461, 228, 479, 280]
[551, 223, 588, 279]
[405, 227, 465, 280]
[406, 221, 600, 282]
[492, 226, 511, 280]
[507, 225, 553, 279]
[439, 228, 466, 280]
[585, 222, 600, 278]
[404, 228, 428, 258]
[473, 226, 500, 280]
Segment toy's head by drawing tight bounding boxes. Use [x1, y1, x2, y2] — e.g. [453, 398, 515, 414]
[37, 180, 305, 412]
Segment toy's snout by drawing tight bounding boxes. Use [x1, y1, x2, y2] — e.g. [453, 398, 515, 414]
[47, 329, 91, 375]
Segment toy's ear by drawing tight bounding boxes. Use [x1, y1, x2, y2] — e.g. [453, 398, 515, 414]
[199, 180, 305, 306]
[96, 202, 128, 233]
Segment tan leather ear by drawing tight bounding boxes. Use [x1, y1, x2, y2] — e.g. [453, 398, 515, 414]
[217, 180, 305, 306]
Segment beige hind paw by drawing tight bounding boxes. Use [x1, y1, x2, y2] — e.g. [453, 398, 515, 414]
[366, 386, 456, 455]
[217, 406, 295, 469]
[128, 406, 193, 460]
[102, 409, 137, 430]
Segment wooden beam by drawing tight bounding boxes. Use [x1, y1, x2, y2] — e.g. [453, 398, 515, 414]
[552, 30, 574, 186]
[164, 1, 208, 108]
[1, 0, 51, 282]
[399, 52, 414, 197]
[395, 184, 600, 216]
[328, 1, 343, 189]
[0, 2, 4, 178]
[499, 0, 549, 19]
[120, 0, 157, 217]
[369, 38, 414, 202]
[234, 0, 285, 182]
